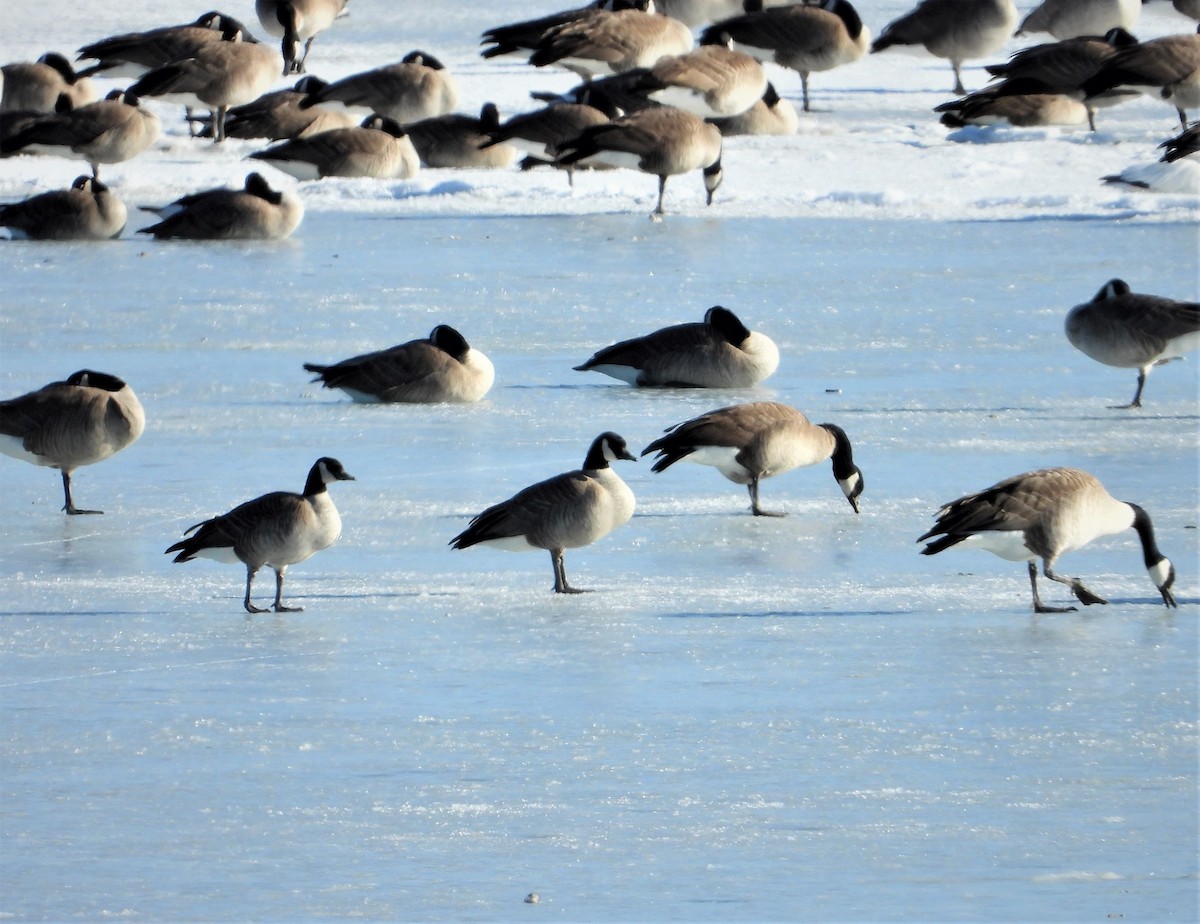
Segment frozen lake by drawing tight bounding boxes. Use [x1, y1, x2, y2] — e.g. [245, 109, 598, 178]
[2, 0, 1198, 920]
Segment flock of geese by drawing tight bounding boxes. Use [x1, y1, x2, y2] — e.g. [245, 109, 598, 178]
[0, 0, 1197, 612]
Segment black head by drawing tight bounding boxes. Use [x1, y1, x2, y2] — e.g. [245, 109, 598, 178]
[316, 457, 355, 483]
[430, 324, 471, 361]
[1094, 278, 1130, 302]
[66, 370, 127, 392]
[1103, 27, 1138, 47]
[244, 172, 282, 204]
[703, 154, 723, 206]
[705, 306, 751, 345]
[584, 432, 637, 469]
[762, 83, 781, 107]
[70, 175, 93, 191]
[404, 50, 445, 70]
[1128, 503, 1177, 608]
[820, 423, 863, 514]
[38, 53, 79, 82]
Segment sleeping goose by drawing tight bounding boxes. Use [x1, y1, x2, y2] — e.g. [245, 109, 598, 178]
[482, 96, 615, 184]
[1, 52, 97, 113]
[303, 325, 494, 403]
[404, 103, 517, 169]
[527, 7, 694, 79]
[641, 401, 863, 516]
[935, 78, 1090, 126]
[298, 51, 459, 125]
[1063, 278, 1200, 408]
[166, 457, 355, 614]
[0, 175, 127, 240]
[74, 12, 251, 80]
[248, 114, 419, 180]
[196, 76, 357, 140]
[255, 0, 349, 75]
[138, 172, 303, 240]
[918, 467, 1177, 613]
[574, 305, 779, 387]
[709, 82, 799, 135]
[0, 370, 145, 514]
[450, 432, 637, 594]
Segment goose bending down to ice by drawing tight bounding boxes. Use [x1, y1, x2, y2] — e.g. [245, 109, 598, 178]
[166, 457, 355, 614]
[641, 401, 864, 516]
[1081, 31, 1200, 128]
[450, 432, 637, 594]
[1064, 278, 1200, 408]
[574, 305, 779, 387]
[0, 175, 126, 240]
[256, 0, 350, 75]
[918, 467, 1177, 612]
[0, 370, 144, 514]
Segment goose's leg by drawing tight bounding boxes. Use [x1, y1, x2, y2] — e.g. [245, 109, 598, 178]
[1043, 562, 1107, 607]
[61, 471, 101, 515]
[749, 478, 784, 517]
[1028, 561, 1075, 613]
[244, 566, 269, 614]
[551, 549, 587, 594]
[273, 567, 303, 612]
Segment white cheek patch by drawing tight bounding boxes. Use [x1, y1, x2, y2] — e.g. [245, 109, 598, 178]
[838, 472, 860, 497]
[1148, 558, 1173, 589]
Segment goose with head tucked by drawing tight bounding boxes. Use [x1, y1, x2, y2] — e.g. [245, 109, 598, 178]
[198, 75, 357, 140]
[642, 401, 863, 516]
[480, 0, 655, 62]
[918, 467, 1177, 613]
[299, 51, 459, 124]
[75, 11, 253, 80]
[575, 306, 779, 387]
[166, 457, 355, 614]
[450, 432, 637, 594]
[249, 114, 419, 179]
[303, 325, 494, 404]
[138, 172, 303, 240]
[0, 370, 144, 514]
[404, 103, 517, 169]
[0, 175, 126, 240]
[709, 82, 799, 135]
[1, 52, 97, 113]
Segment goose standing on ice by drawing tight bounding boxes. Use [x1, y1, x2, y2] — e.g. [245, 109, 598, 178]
[1064, 278, 1200, 408]
[709, 82, 799, 135]
[0, 370, 145, 514]
[450, 432, 637, 594]
[0, 175, 126, 240]
[918, 467, 1178, 613]
[166, 457, 355, 614]
[1081, 30, 1200, 128]
[526, 7, 694, 79]
[256, 0, 349, 75]
[575, 306, 779, 387]
[641, 401, 864, 516]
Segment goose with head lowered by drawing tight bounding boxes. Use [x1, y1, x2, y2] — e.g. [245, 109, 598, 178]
[255, 0, 349, 75]
[450, 432, 637, 594]
[918, 467, 1177, 613]
[166, 457, 355, 614]
[641, 401, 863, 516]
[575, 306, 779, 387]
[0, 370, 144, 514]
[304, 325, 494, 404]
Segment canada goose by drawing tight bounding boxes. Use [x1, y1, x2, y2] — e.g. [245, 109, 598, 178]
[1, 89, 161, 178]
[935, 79, 1090, 126]
[654, 0, 743, 27]
[256, 0, 349, 75]
[701, 0, 871, 112]
[1, 53, 97, 113]
[984, 28, 1141, 130]
[128, 25, 280, 142]
[0, 176, 126, 240]
[404, 103, 518, 169]
[482, 98, 614, 184]
[195, 75, 357, 139]
[918, 467, 1177, 613]
[1159, 119, 1200, 160]
[0, 370, 145, 514]
[249, 114, 419, 179]
[641, 401, 863, 516]
[303, 325, 495, 403]
[449, 432, 637, 594]
[1081, 31, 1200, 128]
[1101, 156, 1200, 190]
[528, 8, 695, 79]
[299, 51, 459, 124]
[138, 172, 303, 240]
[709, 81, 799, 134]
[631, 42, 768, 118]
[870, 0, 1018, 94]
[1063, 278, 1200, 408]
[480, 1, 655, 62]
[557, 106, 723, 216]
[1016, 0, 1139, 39]
[575, 306, 779, 387]
[75, 11, 251, 80]
[166, 457, 355, 614]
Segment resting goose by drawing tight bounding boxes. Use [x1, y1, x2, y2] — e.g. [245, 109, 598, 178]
[528, 7, 694, 79]
[450, 432, 637, 594]
[709, 82, 799, 135]
[248, 114, 419, 180]
[0, 175, 127, 240]
[1, 52, 97, 113]
[299, 51, 459, 125]
[0, 370, 145, 514]
[138, 172, 303, 240]
[641, 401, 863, 516]
[166, 457, 355, 614]
[919, 467, 1177, 613]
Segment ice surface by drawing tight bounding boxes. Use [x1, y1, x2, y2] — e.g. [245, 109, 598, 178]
[1, 1, 1198, 921]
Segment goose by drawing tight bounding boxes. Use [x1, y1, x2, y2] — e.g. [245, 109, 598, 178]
[984, 28, 1141, 130]
[1016, 0, 1139, 40]
[528, 7, 695, 79]
[1, 89, 161, 178]
[0, 175, 127, 240]
[248, 114, 419, 180]
[480, 1, 655, 63]
[935, 78, 1090, 126]
[404, 103, 517, 169]
[575, 305, 779, 387]
[75, 11, 251, 80]
[641, 401, 863, 516]
[701, 0, 871, 112]
[138, 172, 303, 240]
[449, 432, 637, 594]
[1101, 157, 1200, 191]
[1, 53, 98, 113]
[0, 370, 145, 515]
[127, 25, 280, 142]
[1159, 119, 1200, 160]
[255, 0, 349, 75]
[1063, 278, 1200, 408]
[299, 51, 459, 125]
[303, 325, 495, 403]
[556, 105, 723, 216]
[194, 75, 357, 140]
[918, 467, 1177, 613]
[166, 457, 355, 614]
[482, 97, 615, 184]
[870, 0, 1018, 95]
[1081, 31, 1200, 128]
[630, 42, 768, 118]
[709, 82, 799, 135]
[653, 0, 743, 27]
